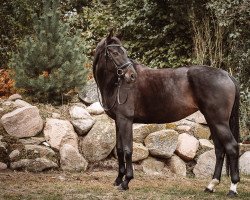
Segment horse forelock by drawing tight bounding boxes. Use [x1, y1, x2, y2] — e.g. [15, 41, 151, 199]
[96, 37, 121, 51]
[110, 37, 122, 45]
[94, 36, 122, 66]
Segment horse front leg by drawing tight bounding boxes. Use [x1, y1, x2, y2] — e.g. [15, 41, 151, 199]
[116, 115, 133, 190]
[114, 122, 125, 186]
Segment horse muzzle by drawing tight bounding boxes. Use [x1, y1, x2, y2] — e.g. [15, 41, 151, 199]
[124, 66, 137, 83]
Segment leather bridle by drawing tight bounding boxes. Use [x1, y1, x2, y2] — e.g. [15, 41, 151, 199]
[105, 43, 133, 78]
[96, 41, 135, 111]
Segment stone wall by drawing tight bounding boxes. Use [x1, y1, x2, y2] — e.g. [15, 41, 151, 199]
[0, 90, 250, 177]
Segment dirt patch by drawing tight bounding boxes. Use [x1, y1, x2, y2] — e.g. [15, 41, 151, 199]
[0, 170, 249, 200]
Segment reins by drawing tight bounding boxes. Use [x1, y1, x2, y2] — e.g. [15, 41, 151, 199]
[96, 42, 132, 111]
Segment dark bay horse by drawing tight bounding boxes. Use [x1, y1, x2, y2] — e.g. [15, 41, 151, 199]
[93, 32, 240, 197]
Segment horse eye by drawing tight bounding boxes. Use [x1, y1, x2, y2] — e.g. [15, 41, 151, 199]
[113, 52, 119, 56]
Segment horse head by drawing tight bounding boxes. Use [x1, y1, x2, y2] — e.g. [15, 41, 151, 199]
[93, 30, 137, 84]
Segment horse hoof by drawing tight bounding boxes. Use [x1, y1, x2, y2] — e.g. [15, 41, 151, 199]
[204, 188, 214, 193]
[117, 183, 129, 191]
[113, 178, 123, 186]
[227, 190, 238, 198]
[113, 181, 120, 186]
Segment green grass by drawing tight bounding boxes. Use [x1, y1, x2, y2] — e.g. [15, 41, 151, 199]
[0, 171, 249, 200]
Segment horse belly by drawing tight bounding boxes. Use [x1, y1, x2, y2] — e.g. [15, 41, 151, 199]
[134, 94, 198, 124]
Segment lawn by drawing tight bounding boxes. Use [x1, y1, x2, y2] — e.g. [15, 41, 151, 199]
[0, 170, 249, 200]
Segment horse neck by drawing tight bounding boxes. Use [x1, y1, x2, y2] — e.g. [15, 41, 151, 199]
[95, 62, 117, 98]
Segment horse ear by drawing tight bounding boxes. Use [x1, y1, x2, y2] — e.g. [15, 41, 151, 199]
[107, 28, 114, 43]
[116, 31, 124, 41]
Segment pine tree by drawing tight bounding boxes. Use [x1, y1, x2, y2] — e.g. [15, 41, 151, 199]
[10, 0, 88, 102]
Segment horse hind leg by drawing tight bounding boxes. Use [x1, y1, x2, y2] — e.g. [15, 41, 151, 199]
[226, 140, 240, 197]
[205, 134, 225, 193]
[208, 123, 240, 196]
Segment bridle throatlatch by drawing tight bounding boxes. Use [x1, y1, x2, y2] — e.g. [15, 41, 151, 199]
[96, 43, 134, 111]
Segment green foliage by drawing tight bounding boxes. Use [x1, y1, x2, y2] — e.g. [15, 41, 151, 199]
[207, 0, 250, 83]
[2, 0, 249, 128]
[80, 0, 193, 68]
[207, 0, 250, 130]
[0, 0, 42, 67]
[9, 0, 88, 103]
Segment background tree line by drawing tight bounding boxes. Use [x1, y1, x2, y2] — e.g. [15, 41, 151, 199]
[0, 0, 249, 132]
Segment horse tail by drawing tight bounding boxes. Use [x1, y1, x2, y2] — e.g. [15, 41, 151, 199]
[226, 75, 240, 176]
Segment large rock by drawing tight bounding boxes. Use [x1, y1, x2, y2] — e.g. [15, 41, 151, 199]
[24, 144, 56, 158]
[239, 151, 250, 175]
[10, 159, 31, 170]
[2, 101, 15, 107]
[69, 105, 92, 119]
[0, 162, 7, 170]
[191, 124, 211, 139]
[1, 106, 43, 138]
[9, 149, 20, 162]
[51, 112, 61, 118]
[28, 158, 58, 172]
[175, 125, 192, 133]
[79, 115, 116, 162]
[240, 144, 250, 155]
[133, 124, 166, 143]
[193, 150, 226, 178]
[71, 118, 95, 136]
[144, 129, 178, 158]
[44, 118, 78, 150]
[10, 158, 58, 172]
[141, 157, 165, 175]
[0, 162, 8, 171]
[19, 137, 45, 145]
[78, 79, 98, 105]
[60, 144, 88, 172]
[199, 139, 214, 149]
[166, 155, 186, 177]
[186, 111, 207, 124]
[132, 142, 149, 162]
[174, 119, 196, 127]
[8, 94, 22, 101]
[175, 133, 199, 161]
[14, 99, 32, 108]
[88, 158, 118, 171]
[86, 102, 104, 115]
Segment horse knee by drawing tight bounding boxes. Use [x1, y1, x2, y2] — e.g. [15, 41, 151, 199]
[117, 148, 124, 155]
[215, 150, 225, 160]
[225, 143, 239, 157]
[124, 147, 132, 159]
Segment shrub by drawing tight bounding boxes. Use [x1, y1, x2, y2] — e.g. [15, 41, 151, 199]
[9, 0, 88, 103]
